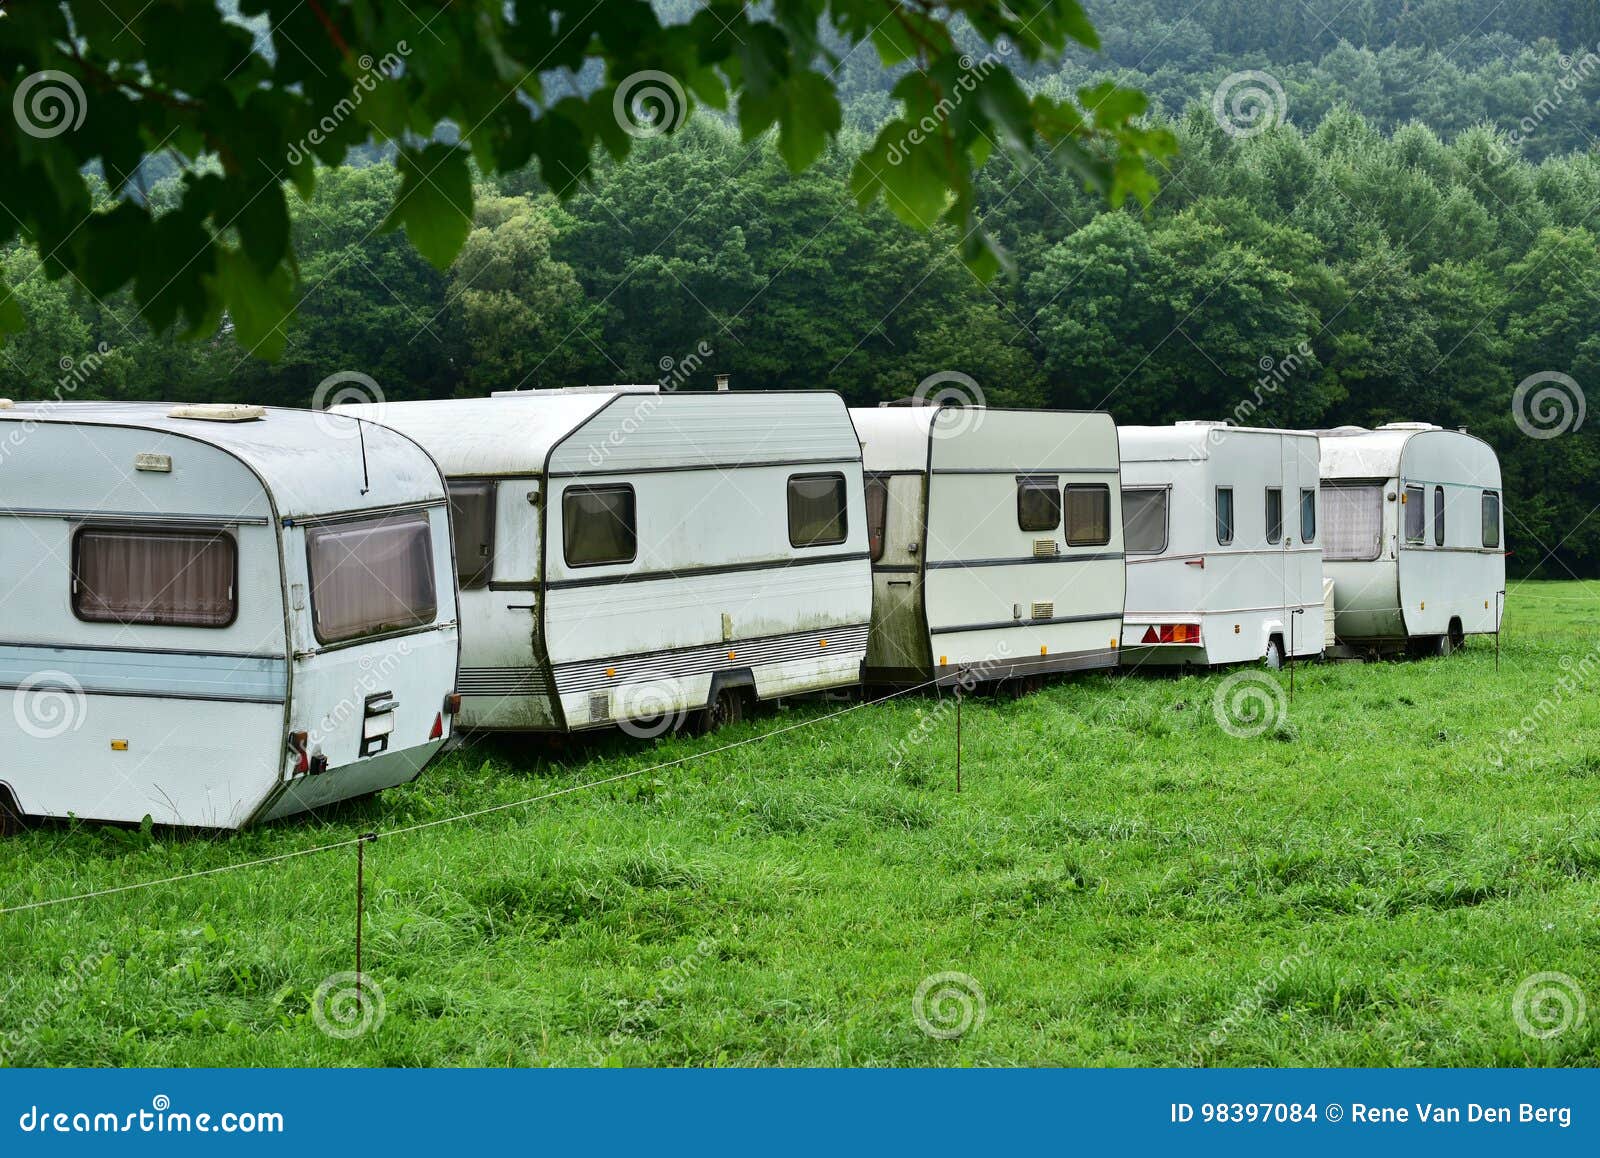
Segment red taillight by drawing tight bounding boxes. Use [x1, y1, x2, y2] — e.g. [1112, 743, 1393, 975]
[429, 712, 443, 740]
[1141, 625, 1160, 644]
[1139, 624, 1201, 645]
[288, 730, 309, 774]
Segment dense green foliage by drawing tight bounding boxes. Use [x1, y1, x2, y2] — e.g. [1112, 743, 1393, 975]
[1, 582, 1596, 1066]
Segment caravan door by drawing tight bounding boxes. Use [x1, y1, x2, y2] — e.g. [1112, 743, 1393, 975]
[451, 478, 555, 729]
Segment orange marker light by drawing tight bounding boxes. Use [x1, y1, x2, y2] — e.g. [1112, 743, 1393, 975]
[819, 639, 827, 648]
[728, 651, 736, 661]
[606, 668, 616, 678]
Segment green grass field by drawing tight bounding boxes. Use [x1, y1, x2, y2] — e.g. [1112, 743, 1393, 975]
[2, 580, 1597, 1067]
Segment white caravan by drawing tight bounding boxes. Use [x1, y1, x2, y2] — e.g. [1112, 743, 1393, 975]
[0, 402, 460, 834]
[1318, 423, 1505, 655]
[849, 405, 1125, 687]
[1117, 422, 1326, 668]
[338, 388, 873, 732]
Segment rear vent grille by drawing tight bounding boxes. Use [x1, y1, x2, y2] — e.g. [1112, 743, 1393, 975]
[588, 691, 610, 722]
[1033, 538, 1059, 558]
[1031, 601, 1054, 620]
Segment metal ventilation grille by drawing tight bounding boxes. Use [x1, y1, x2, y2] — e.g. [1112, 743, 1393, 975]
[1031, 601, 1054, 620]
[588, 691, 610, 722]
[1033, 538, 1060, 558]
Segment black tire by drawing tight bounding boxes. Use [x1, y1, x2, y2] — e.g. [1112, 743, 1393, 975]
[692, 687, 745, 736]
[0, 788, 24, 838]
[1443, 619, 1465, 656]
[1264, 637, 1285, 671]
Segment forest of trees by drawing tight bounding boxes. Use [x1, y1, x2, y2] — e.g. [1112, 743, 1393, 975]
[2, 1, 1597, 576]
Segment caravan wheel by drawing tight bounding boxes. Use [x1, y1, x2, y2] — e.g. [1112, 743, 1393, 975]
[1263, 638, 1285, 671]
[0, 788, 24, 838]
[1442, 619, 1465, 656]
[692, 687, 745, 736]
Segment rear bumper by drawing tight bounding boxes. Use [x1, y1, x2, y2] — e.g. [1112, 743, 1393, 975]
[250, 740, 443, 825]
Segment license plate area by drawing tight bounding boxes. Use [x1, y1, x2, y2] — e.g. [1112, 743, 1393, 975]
[360, 691, 398, 757]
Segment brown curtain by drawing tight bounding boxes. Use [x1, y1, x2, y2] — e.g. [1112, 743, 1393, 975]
[307, 513, 437, 643]
[1065, 486, 1111, 547]
[75, 529, 235, 627]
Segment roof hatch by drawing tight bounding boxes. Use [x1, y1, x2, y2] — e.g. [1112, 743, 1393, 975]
[167, 404, 267, 422]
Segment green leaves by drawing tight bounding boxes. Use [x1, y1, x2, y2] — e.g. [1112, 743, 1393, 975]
[382, 144, 476, 271]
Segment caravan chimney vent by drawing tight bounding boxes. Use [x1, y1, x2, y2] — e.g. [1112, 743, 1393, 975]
[715, 374, 730, 392]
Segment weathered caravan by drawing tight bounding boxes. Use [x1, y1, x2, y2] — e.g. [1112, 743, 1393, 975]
[339, 388, 873, 732]
[1317, 423, 1505, 656]
[1118, 422, 1327, 668]
[850, 405, 1125, 687]
[0, 402, 460, 834]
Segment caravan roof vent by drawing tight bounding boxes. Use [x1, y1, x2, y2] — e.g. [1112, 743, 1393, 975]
[168, 404, 266, 422]
[1175, 419, 1227, 427]
[0, 399, 13, 409]
[1377, 421, 1438, 431]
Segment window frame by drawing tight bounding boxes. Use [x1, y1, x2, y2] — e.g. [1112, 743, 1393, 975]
[447, 479, 498, 589]
[561, 483, 639, 568]
[1063, 483, 1113, 548]
[71, 524, 239, 629]
[1215, 486, 1235, 546]
[1404, 484, 1426, 544]
[1120, 486, 1170, 556]
[1433, 485, 1445, 548]
[1482, 490, 1502, 550]
[1321, 483, 1385, 562]
[1299, 487, 1316, 544]
[786, 472, 849, 549]
[1265, 486, 1284, 545]
[1015, 474, 1062, 534]
[305, 511, 439, 646]
[864, 473, 890, 563]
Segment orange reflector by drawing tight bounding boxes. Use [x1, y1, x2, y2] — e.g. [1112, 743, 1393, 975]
[606, 668, 615, 678]
[1040, 645, 1048, 656]
[727, 651, 736, 661]
[1110, 638, 1117, 648]
[110, 739, 128, 751]
[819, 639, 827, 648]
[939, 655, 947, 666]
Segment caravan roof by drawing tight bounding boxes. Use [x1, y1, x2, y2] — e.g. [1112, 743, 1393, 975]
[1119, 421, 1316, 463]
[0, 401, 442, 517]
[1318, 423, 1499, 485]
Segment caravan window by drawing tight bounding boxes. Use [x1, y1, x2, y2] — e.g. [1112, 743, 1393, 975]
[1016, 476, 1061, 533]
[306, 512, 437, 644]
[1300, 488, 1316, 543]
[1404, 485, 1426, 543]
[448, 480, 496, 588]
[1064, 485, 1112, 547]
[1121, 488, 1169, 554]
[1322, 484, 1383, 561]
[1482, 491, 1501, 549]
[563, 484, 637, 566]
[1215, 487, 1234, 545]
[865, 475, 889, 562]
[1433, 486, 1445, 547]
[73, 528, 237, 628]
[787, 473, 848, 547]
[1265, 487, 1283, 545]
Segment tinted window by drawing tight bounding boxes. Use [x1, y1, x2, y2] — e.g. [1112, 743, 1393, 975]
[1215, 487, 1234, 545]
[1300, 488, 1316, 543]
[1064, 485, 1112, 547]
[1433, 485, 1445, 547]
[865, 474, 889, 563]
[1016, 475, 1061, 533]
[448, 480, 496, 588]
[1323, 484, 1383, 561]
[563, 485, 637, 566]
[1404, 484, 1426, 543]
[1266, 487, 1283, 545]
[73, 528, 236, 627]
[1482, 491, 1501, 549]
[1121, 488, 1168, 554]
[307, 513, 437, 644]
[787, 473, 848, 547]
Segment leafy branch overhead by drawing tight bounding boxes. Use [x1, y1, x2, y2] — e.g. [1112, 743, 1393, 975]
[0, 0, 1169, 358]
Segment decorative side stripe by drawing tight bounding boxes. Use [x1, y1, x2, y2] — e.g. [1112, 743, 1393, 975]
[0, 643, 287, 703]
[553, 623, 870, 696]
